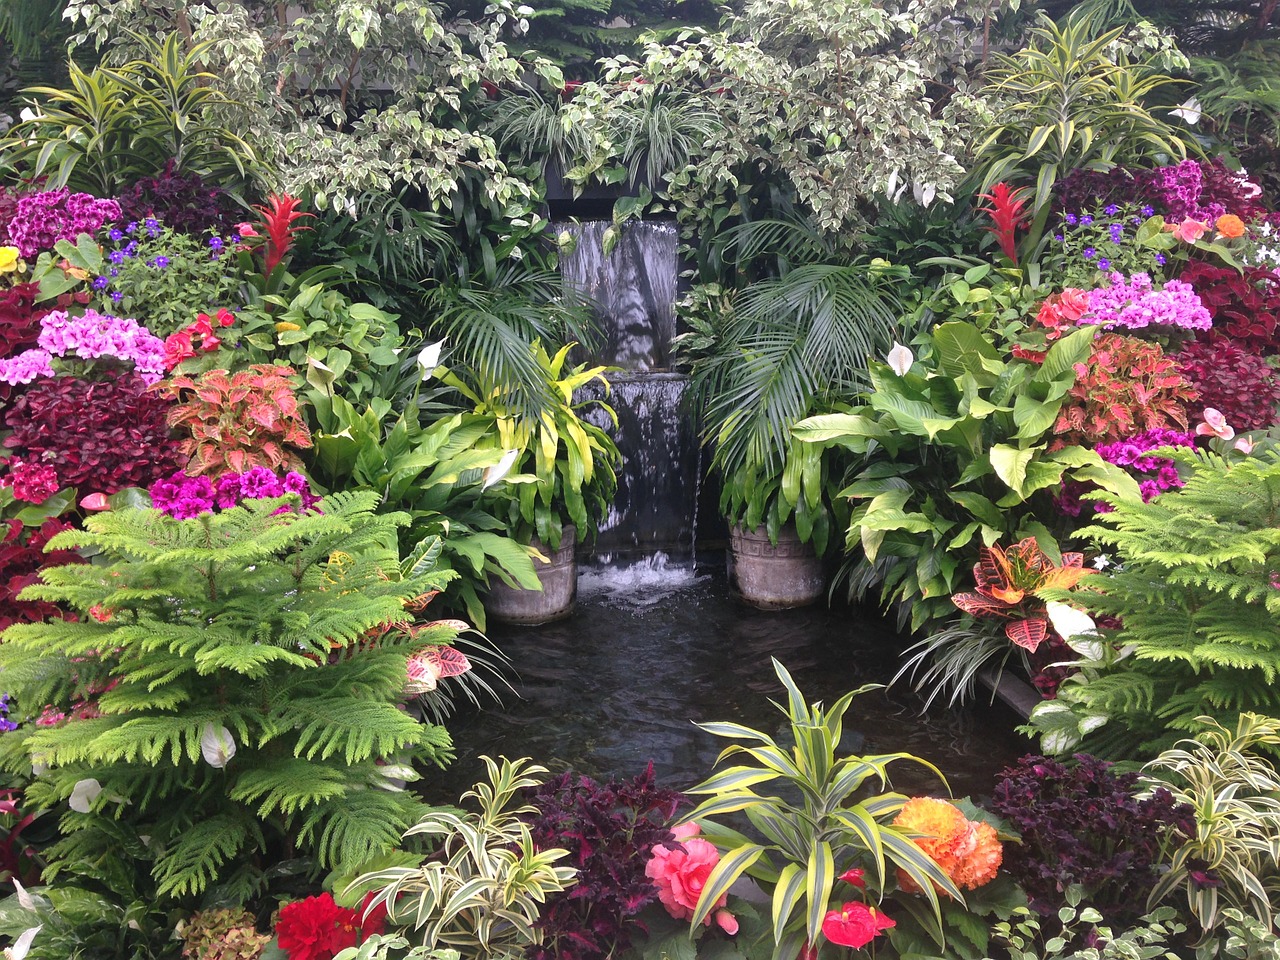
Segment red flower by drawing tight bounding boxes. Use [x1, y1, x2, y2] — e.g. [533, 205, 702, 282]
[276, 892, 384, 960]
[821, 901, 895, 949]
[977, 183, 1030, 265]
[163, 330, 195, 369]
[838, 867, 866, 889]
[251, 194, 313, 275]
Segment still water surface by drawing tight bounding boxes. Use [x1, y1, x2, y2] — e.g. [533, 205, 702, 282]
[425, 557, 1031, 804]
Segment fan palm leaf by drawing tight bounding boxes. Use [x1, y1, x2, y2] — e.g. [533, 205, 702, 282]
[694, 263, 900, 478]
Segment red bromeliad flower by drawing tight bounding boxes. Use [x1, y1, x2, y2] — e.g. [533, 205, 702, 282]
[251, 194, 313, 275]
[978, 183, 1031, 265]
[951, 538, 1092, 652]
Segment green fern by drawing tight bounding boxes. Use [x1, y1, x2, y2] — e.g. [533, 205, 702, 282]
[0, 492, 461, 903]
[1033, 450, 1280, 758]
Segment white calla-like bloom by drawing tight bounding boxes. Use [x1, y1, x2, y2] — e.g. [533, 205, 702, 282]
[69, 778, 102, 813]
[482, 449, 521, 490]
[886, 342, 914, 376]
[416, 340, 445, 379]
[200, 724, 237, 769]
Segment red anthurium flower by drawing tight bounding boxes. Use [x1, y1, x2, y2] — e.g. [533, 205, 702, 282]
[822, 901, 895, 949]
[838, 867, 866, 888]
[978, 183, 1031, 265]
[251, 194, 314, 275]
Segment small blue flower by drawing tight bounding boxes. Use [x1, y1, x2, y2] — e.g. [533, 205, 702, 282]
[209, 236, 224, 251]
[124, 241, 139, 257]
[1081, 215, 1094, 226]
[1104, 204, 1119, 216]
[1155, 253, 1168, 266]
[144, 217, 160, 230]
[110, 291, 124, 303]
[108, 228, 123, 242]
[230, 233, 241, 244]
[1054, 234, 1065, 242]
[152, 256, 171, 269]
[1098, 258, 1111, 270]
[1109, 224, 1124, 243]
[92, 275, 109, 290]
[127, 221, 138, 234]
[1065, 214, 1079, 226]
[108, 250, 125, 265]
[1141, 205, 1155, 217]
[1083, 247, 1097, 259]
[109, 267, 119, 277]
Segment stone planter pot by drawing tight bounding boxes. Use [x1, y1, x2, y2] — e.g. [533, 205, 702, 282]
[728, 524, 825, 610]
[485, 525, 578, 625]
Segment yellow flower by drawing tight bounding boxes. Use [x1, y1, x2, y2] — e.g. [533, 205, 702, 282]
[275, 321, 301, 332]
[0, 247, 21, 274]
[892, 797, 1003, 894]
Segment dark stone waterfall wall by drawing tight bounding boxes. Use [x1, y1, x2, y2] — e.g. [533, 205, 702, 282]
[556, 221, 703, 557]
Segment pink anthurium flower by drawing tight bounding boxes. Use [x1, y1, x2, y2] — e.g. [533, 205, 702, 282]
[821, 901, 895, 949]
[1196, 408, 1235, 441]
[79, 492, 110, 511]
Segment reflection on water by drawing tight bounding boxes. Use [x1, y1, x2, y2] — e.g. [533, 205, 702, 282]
[424, 557, 1031, 804]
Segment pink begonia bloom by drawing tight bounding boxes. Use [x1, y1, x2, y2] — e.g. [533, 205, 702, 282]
[646, 824, 738, 934]
[236, 222, 259, 238]
[1196, 408, 1235, 441]
[1235, 436, 1256, 454]
[1168, 218, 1210, 243]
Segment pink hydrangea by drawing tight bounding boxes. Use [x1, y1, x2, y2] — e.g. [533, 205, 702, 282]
[6, 189, 121, 258]
[645, 823, 738, 934]
[1083, 272, 1211, 332]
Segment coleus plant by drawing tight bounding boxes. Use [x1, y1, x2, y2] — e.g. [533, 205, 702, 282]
[159, 363, 313, 474]
[951, 537, 1093, 652]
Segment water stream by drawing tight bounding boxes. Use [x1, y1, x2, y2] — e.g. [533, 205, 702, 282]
[427, 558, 1032, 804]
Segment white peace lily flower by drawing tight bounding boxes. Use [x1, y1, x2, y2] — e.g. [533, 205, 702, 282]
[912, 181, 937, 207]
[1045, 601, 1103, 660]
[18, 107, 39, 123]
[482, 449, 521, 490]
[1170, 97, 1202, 125]
[885, 342, 914, 376]
[417, 340, 445, 380]
[200, 724, 236, 769]
[69, 778, 102, 813]
[5, 924, 41, 960]
[12, 879, 36, 912]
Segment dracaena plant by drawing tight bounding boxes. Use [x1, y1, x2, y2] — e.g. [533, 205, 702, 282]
[678, 658, 964, 960]
[794, 321, 1139, 633]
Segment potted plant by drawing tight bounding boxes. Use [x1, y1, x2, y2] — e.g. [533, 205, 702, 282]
[444, 341, 621, 624]
[684, 259, 901, 608]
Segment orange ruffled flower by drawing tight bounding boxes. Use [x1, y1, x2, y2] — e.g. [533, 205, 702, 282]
[1215, 214, 1246, 239]
[892, 798, 1003, 895]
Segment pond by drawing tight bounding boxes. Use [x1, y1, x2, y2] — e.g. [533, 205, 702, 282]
[423, 556, 1032, 804]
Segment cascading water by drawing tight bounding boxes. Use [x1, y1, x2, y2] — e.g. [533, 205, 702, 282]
[556, 220, 703, 557]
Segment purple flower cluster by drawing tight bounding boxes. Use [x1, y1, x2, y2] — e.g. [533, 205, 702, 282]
[0, 695, 15, 733]
[0, 309, 166, 385]
[149, 467, 322, 519]
[1083, 272, 1211, 331]
[1096, 428, 1195, 503]
[0, 349, 54, 386]
[5, 190, 122, 259]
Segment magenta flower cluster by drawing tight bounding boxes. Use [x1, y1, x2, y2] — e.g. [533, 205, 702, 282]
[1145, 160, 1225, 224]
[0, 309, 166, 385]
[0, 458, 61, 503]
[5, 189, 122, 259]
[1083, 273, 1211, 332]
[149, 467, 322, 520]
[1096, 428, 1195, 504]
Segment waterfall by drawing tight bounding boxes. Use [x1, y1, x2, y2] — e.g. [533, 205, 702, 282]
[556, 220, 699, 557]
